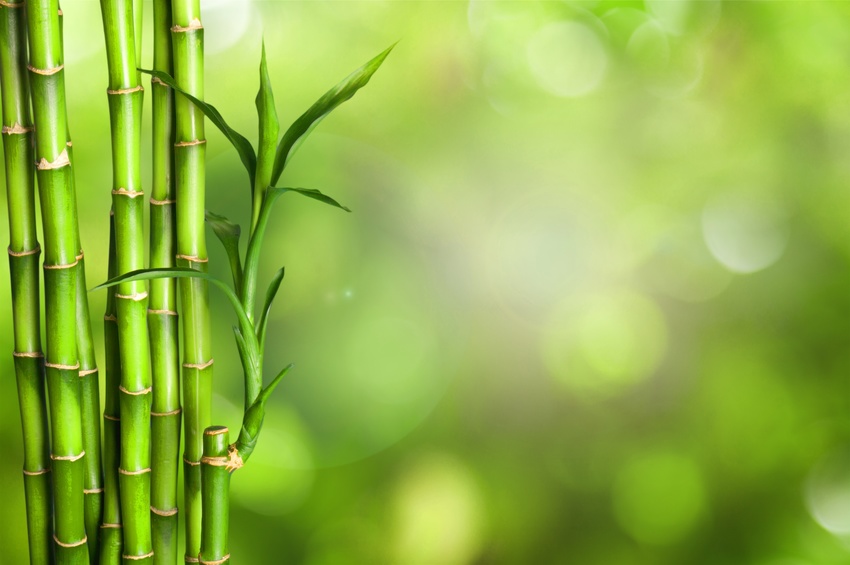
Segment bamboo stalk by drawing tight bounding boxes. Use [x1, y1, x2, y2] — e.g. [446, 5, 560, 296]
[199, 427, 230, 565]
[170, 1, 211, 559]
[0, 3, 53, 563]
[149, 0, 181, 562]
[100, 214, 123, 565]
[26, 0, 88, 562]
[99, 1, 152, 562]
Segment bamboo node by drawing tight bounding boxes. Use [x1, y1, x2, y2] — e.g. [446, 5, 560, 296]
[204, 427, 228, 436]
[45, 361, 80, 370]
[79, 368, 98, 377]
[112, 188, 145, 198]
[174, 139, 206, 147]
[37, 148, 70, 169]
[151, 76, 167, 86]
[204, 445, 245, 472]
[2, 122, 32, 133]
[118, 385, 152, 396]
[28, 64, 63, 76]
[107, 85, 144, 95]
[115, 291, 148, 301]
[0, 1, 24, 9]
[151, 506, 178, 516]
[13, 351, 43, 358]
[54, 535, 87, 548]
[172, 19, 203, 32]
[149, 198, 176, 205]
[151, 408, 182, 416]
[103, 414, 120, 422]
[66, 140, 72, 147]
[104, 314, 118, 322]
[185, 557, 200, 564]
[183, 359, 214, 370]
[176, 254, 208, 263]
[101, 523, 122, 529]
[43, 259, 78, 270]
[51, 451, 85, 462]
[183, 457, 200, 467]
[200, 555, 230, 565]
[124, 552, 155, 561]
[75, 250, 84, 261]
[8, 245, 40, 257]
[23, 468, 50, 476]
[148, 308, 178, 316]
[84, 487, 104, 494]
[118, 467, 151, 476]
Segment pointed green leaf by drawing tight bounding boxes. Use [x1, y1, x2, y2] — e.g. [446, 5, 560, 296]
[270, 43, 395, 184]
[255, 42, 280, 187]
[140, 68, 257, 187]
[206, 210, 244, 290]
[233, 326, 262, 411]
[259, 363, 294, 404]
[257, 267, 285, 354]
[269, 186, 351, 212]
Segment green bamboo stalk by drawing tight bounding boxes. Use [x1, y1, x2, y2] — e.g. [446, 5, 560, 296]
[100, 214, 123, 565]
[171, 1, 211, 559]
[26, 0, 88, 562]
[199, 427, 230, 565]
[56, 8, 105, 558]
[99, 1, 152, 563]
[0, 3, 53, 563]
[149, 0, 181, 562]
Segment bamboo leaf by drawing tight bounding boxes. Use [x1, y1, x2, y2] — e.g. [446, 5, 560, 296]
[140, 68, 257, 186]
[257, 267, 285, 354]
[205, 210, 244, 290]
[270, 43, 395, 184]
[232, 326, 262, 411]
[235, 363, 294, 463]
[269, 186, 351, 212]
[255, 42, 280, 187]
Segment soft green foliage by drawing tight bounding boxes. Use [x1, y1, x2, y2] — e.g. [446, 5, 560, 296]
[205, 210, 243, 289]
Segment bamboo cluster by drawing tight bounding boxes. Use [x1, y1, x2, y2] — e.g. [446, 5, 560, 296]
[2, 1, 392, 563]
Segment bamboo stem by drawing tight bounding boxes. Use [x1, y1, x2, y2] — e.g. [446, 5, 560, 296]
[26, 0, 88, 562]
[0, 3, 53, 563]
[100, 215, 123, 565]
[150, 0, 181, 562]
[199, 427, 230, 565]
[171, 1, 211, 558]
[99, 1, 152, 562]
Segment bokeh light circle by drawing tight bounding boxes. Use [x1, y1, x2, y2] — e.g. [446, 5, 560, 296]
[805, 446, 850, 536]
[646, 0, 722, 37]
[526, 21, 608, 98]
[612, 452, 707, 545]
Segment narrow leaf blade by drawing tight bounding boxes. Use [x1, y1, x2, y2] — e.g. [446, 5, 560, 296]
[205, 210, 244, 290]
[140, 68, 257, 186]
[257, 267, 285, 352]
[255, 42, 280, 189]
[269, 186, 351, 212]
[270, 43, 395, 184]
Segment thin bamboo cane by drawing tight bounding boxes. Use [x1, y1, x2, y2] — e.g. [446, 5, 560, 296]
[99, 1, 152, 562]
[149, 0, 181, 562]
[26, 0, 88, 562]
[100, 214, 123, 565]
[170, 1, 211, 559]
[0, 3, 53, 563]
[199, 427, 230, 565]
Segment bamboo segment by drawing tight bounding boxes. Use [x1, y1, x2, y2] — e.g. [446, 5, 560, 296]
[171, 1, 211, 558]
[150, 1, 181, 562]
[101, 216, 123, 565]
[199, 427, 230, 565]
[26, 0, 89, 562]
[0, 3, 53, 563]
[99, 1, 152, 562]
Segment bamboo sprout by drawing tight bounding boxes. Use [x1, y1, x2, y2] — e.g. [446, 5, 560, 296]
[149, 0, 181, 562]
[26, 0, 88, 561]
[170, 1, 211, 558]
[99, 1, 152, 562]
[0, 3, 53, 563]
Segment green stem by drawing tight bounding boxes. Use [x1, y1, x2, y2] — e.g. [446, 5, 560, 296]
[26, 0, 88, 562]
[149, 0, 181, 563]
[100, 215, 123, 565]
[199, 427, 231, 565]
[99, 1, 152, 562]
[0, 3, 53, 564]
[171, 1, 211, 558]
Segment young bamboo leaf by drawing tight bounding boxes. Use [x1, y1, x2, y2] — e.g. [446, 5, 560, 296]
[269, 186, 352, 212]
[234, 363, 294, 464]
[140, 68, 257, 187]
[205, 211, 244, 290]
[232, 326, 262, 411]
[270, 43, 396, 185]
[253, 42, 282, 231]
[257, 267, 285, 354]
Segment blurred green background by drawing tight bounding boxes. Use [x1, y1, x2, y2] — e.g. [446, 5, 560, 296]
[2, 0, 850, 563]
